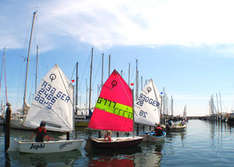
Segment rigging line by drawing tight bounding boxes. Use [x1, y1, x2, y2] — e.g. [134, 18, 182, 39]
[93, 54, 102, 84]
[79, 53, 91, 88]
[151, 79, 161, 109]
[76, 54, 89, 101]
[70, 63, 76, 81]
[117, 72, 133, 108]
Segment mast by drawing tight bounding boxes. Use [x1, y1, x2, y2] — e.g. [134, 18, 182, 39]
[160, 91, 163, 124]
[75, 62, 78, 113]
[216, 93, 220, 114]
[219, 92, 222, 113]
[210, 95, 215, 115]
[23, 11, 37, 114]
[171, 96, 173, 116]
[132, 88, 135, 136]
[35, 45, 39, 94]
[88, 48, 93, 112]
[128, 63, 130, 86]
[183, 105, 187, 118]
[0, 49, 3, 100]
[0, 48, 8, 103]
[135, 59, 139, 100]
[101, 53, 104, 87]
[108, 54, 111, 77]
[86, 79, 88, 110]
[4, 49, 7, 103]
[141, 76, 143, 91]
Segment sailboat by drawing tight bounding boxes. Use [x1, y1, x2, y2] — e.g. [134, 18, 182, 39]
[9, 64, 84, 153]
[134, 79, 166, 141]
[88, 70, 143, 149]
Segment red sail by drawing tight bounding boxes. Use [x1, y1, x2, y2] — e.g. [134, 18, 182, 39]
[88, 70, 133, 132]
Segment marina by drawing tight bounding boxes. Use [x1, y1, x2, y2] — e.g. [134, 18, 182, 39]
[1, 120, 234, 166]
[1, 1, 234, 167]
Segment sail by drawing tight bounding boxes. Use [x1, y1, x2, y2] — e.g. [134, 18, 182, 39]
[24, 64, 74, 132]
[88, 70, 133, 132]
[134, 79, 161, 126]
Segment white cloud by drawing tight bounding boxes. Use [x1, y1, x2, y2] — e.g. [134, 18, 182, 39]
[2, 0, 234, 50]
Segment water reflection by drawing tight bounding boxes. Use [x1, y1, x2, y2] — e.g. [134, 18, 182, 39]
[87, 144, 142, 156]
[8, 150, 81, 167]
[137, 139, 164, 167]
[4, 153, 11, 167]
[88, 156, 134, 167]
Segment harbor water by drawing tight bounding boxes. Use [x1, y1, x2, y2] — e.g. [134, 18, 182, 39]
[1, 120, 234, 167]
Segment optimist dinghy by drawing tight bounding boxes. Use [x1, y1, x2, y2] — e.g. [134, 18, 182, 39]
[88, 70, 143, 149]
[134, 79, 166, 142]
[9, 65, 84, 153]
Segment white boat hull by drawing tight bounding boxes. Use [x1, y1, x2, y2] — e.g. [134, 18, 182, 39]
[15, 139, 84, 153]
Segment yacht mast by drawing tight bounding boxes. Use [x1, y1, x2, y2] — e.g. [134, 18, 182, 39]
[35, 45, 39, 94]
[88, 48, 93, 111]
[23, 11, 37, 114]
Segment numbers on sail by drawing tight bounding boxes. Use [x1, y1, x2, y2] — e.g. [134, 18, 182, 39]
[139, 110, 147, 118]
[136, 93, 160, 107]
[96, 97, 133, 120]
[34, 81, 71, 110]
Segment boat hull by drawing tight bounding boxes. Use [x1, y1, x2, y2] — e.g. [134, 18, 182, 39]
[15, 139, 84, 153]
[143, 131, 166, 142]
[10, 119, 33, 130]
[90, 136, 143, 149]
[167, 125, 186, 132]
[75, 119, 89, 127]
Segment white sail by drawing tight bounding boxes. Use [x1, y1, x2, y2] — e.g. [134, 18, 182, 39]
[24, 64, 74, 132]
[134, 79, 161, 126]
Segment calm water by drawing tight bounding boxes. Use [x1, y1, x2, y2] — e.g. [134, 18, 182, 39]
[1, 120, 234, 167]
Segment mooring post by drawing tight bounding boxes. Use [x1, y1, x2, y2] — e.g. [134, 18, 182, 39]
[5, 103, 11, 152]
[66, 132, 70, 140]
[5, 152, 10, 167]
[98, 131, 101, 138]
[136, 124, 139, 136]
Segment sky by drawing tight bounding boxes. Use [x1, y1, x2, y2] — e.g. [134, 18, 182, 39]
[1, 0, 234, 116]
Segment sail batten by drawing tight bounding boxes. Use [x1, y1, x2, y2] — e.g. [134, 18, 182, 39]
[24, 64, 74, 132]
[134, 79, 161, 126]
[88, 70, 133, 132]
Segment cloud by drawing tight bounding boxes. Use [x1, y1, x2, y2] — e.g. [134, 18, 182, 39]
[2, 0, 234, 50]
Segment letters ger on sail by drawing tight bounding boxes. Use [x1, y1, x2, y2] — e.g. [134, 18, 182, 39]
[24, 64, 74, 132]
[134, 79, 161, 126]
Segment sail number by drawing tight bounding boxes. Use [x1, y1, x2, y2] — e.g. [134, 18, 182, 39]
[96, 97, 133, 120]
[139, 110, 147, 118]
[136, 93, 160, 107]
[34, 81, 71, 109]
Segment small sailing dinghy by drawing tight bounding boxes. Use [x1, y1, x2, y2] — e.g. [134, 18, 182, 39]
[166, 123, 186, 132]
[134, 79, 166, 142]
[88, 70, 143, 149]
[9, 64, 84, 153]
